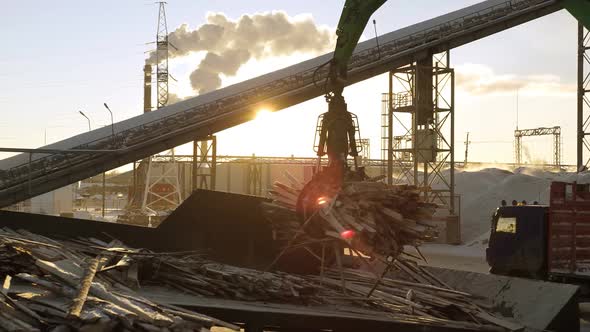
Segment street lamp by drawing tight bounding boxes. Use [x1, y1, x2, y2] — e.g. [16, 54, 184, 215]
[79, 111, 91, 132]
[78, 110, 105, 218]
[103, 103, 116, 145]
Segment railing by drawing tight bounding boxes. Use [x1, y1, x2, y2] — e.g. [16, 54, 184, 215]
[0, 0, 555, 193]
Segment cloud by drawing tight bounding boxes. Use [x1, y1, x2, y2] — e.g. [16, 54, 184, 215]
[456, 64, 575, 96]
[147, 11, 335, 95]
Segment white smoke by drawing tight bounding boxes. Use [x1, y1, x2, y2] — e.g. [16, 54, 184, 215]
[147, 11, 335, 95]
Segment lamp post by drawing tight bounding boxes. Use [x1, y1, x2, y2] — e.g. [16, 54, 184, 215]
[78, 110, 105, 219]
[79, 111, 91, 131]
[103, 103, 116, 145]
[102, 103, 117, 220]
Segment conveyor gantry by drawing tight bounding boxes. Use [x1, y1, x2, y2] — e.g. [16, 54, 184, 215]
[0, 0, 560, 207]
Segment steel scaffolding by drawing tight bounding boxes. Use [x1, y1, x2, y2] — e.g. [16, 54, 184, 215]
[245, 155, 263, 196]
[578, 24, 590, 171]
[358, 138, 371, 165]
[142, 149, 183, 216]
[386, 51, 455, 214]
[192, 136, 217, 191]
[514, 126, 561, 167]
[156, 2, 169, 109]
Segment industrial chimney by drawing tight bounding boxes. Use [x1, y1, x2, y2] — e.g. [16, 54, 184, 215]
[143, 64, 152, 113]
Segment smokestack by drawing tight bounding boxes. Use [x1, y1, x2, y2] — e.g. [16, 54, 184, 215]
[143, 64, 152, 113]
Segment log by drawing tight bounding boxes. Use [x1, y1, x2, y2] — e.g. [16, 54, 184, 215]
[68, 256, 100, 318]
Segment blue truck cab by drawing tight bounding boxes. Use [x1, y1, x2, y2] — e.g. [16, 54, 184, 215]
[486, 205, 549, 279]
[487, 182, 590, 284]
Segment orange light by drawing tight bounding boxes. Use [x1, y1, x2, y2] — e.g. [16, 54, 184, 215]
[340, 230, 355, 240]
[317, 196, 329, 206]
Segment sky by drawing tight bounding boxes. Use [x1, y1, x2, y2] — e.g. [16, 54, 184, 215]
[0, 1, 582, 165]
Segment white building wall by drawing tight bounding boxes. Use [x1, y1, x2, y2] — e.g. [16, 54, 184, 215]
[29, 185, 74, 215]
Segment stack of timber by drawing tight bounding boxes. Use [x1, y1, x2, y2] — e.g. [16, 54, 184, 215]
[0, 228, 518, 332]
[265, 176, 438, 259]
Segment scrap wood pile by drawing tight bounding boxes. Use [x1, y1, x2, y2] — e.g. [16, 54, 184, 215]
[264, 174, 439, 259]
[0, 228, 238, 332]
[0, 228, 518, 332]
[316, 262, 521, 332]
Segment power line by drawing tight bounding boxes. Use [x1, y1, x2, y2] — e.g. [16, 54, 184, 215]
[470, 140, 513, 144]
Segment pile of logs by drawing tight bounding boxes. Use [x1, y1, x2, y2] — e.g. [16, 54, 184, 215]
[266, 175, 438, 259]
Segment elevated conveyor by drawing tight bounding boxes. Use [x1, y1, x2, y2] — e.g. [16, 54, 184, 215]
[0, 0, 561, 207]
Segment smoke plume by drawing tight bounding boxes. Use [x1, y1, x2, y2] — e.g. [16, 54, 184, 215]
[147, 11, 334, 95]
[167, 93, 184, 104]
[456, 64, 575, 96]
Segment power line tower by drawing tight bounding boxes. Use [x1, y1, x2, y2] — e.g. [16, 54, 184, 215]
[156, 1, 169, 108]
[142, 2, 182, 221]
[514, 126, 561, 167]
[120, 2, 182, 226]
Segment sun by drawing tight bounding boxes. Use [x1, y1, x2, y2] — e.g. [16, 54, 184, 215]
[255, 109, 273, 121]
[253, 109, 275, 129]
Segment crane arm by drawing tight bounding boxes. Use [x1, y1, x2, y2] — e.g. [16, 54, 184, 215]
[314, 0, 387, 168]
[330, 0, 387, 83]
[562, 0, 590, 29]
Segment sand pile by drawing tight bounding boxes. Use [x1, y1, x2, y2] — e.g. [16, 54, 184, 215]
[435, 167, 590, 242]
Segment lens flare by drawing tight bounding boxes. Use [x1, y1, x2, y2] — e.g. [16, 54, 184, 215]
[340, 230, 355, 240]
[317, 196, 329, 206]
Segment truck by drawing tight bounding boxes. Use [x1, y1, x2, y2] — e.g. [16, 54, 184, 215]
[487, 181, 590, 288]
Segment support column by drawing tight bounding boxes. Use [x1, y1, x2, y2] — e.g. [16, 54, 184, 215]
[387, 73, 394, 185]
[578, 23, 588, 172]
[245, 154, 263, 196]
[450, 67, 455, 215]
[192, 136, 217, 191]
[515, 134, 522, 166]
[102, 172, 106, 218]
[415, 56, 435, 202]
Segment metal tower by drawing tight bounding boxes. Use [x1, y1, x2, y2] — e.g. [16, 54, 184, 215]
[578, 24, 590, 172]
[140, 2, 182, 219]
[384, 51, 456, 215]
[156, 1, 169, 108]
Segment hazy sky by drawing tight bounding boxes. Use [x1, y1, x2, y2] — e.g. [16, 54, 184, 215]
[0, 1, 581, 165]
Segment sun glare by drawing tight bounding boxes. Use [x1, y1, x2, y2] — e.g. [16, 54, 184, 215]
[254, 109, 275, 129]
[256, 109, 272, 121]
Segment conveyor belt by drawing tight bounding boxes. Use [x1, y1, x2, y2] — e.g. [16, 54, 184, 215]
[0, 0, 561, 207]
